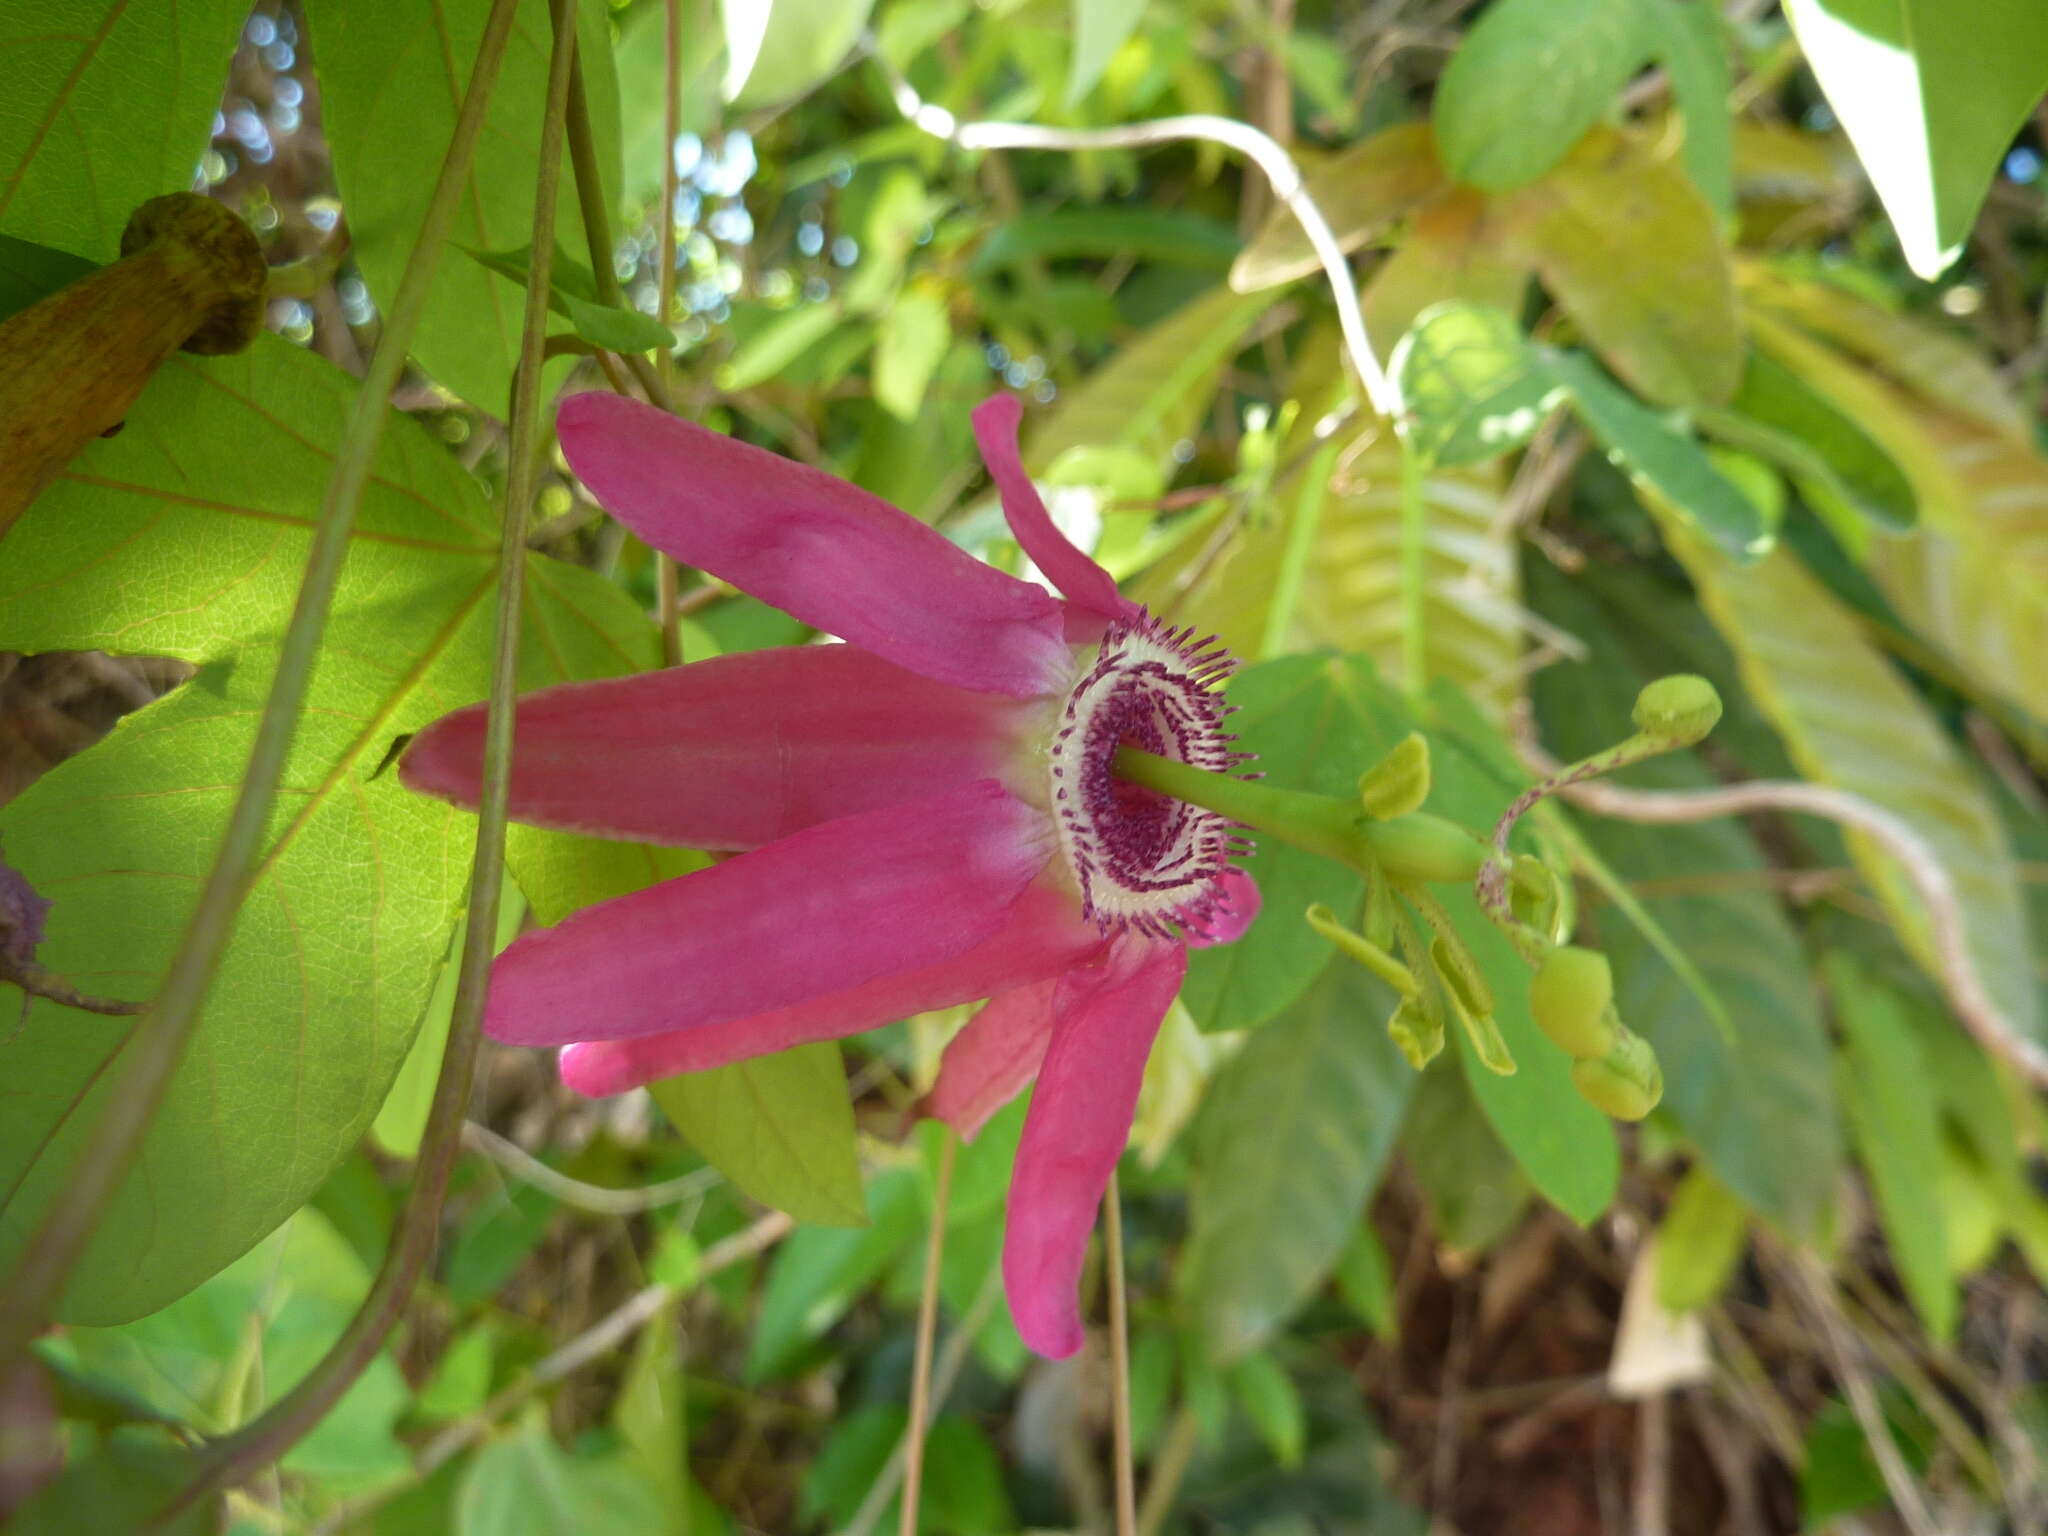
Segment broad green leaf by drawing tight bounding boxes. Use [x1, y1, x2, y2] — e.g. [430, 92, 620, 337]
[1178, 655, 1369, 1034]
[978, 207, 1239, 276]
[1230, 1354, 1307, 1468]
[726, 0, 876, 107]
[456, 1416, 667, 1536]
[1229, 123, 1447, 292]
[649, 1045, 866, 1227]
[1181, 962, 1413, 1360]
[1702, 350, 1918, 546]
[313, 0, 622, 409]
[1659, 518, 2041, 1059]
[0, 339, 655, 1322]
[1645, 0, 1734, 214]
[1525, 568, 1841, 1235]
[1360, 187, 1533, 375]
[1392, 302, 1562, 468]
[1026, 286, 1274, 473]
[0, 0, 248, 256]
[746, 1169, 923, 1381]
[613, 1309, 733, 1536]
[1068, 0, 1147, 104]
[1333, 1223, 1394, 1337]
[1401, 1057, 1530, 1254]
[1782, 0, 2048, 278]
[1825, 953, 1956, 1340]
[48, 1208, 408, 1489]
[1500, 128, 1741, 407]
[505, 827, 707, 930]
[1548, 349, 1770, 559]
[1654, 1167, 1748, 1312]
[4, 1430, 218, 1536]
[1800, 1392, 1937, 1526]
[0, 232, 92, 321]
[1432, 0, 1651, 192]
[873, 289, 951, 421]
[717, 301, 844, 391]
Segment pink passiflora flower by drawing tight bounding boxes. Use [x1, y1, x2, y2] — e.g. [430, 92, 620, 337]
[401, 392, 1260, 1357]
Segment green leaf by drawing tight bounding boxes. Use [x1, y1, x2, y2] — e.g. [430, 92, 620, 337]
[1401, 1058, 1530, 1254]
[1433, 0, 1652, 192]
[47, 1208, 408, 1489]
[456, 1416, 667, 1536]
[1524, 567, 1841, 1236]
[1645, 0, 1734, 214]
[313, 0, 622, 409]
[873, 289, 951, 421]
[1800, 1392, 1937, 1526]
[1548, 349, 1770, 560]
[1333, 1223, 1394, 1338]
[1499, 128, 1741, 407]
[0, 339, 654, 1322]
[725, 0, 876, 107]
[1178, 656, 1370, 1034]
[0, 0, 249, 256]
[1392, 302, 1563, 468]
[717, 301, 845, 391]
[613, 0, 725, 212]
[746, 1169, 923, 1382]
[5, 1429, 218, 1536]
[648, 1044, 866, 1227]
[1659, 519, 2041, 1062]
[1655, 1166, 1748, 1312]
[1718, 349, 1916, 531]
[1181, 962, 1414, 1360]
[978, 207, 1239, 276]
[1825, 953, 1956, 1340]
[0, 233, 93, 322]
[1026, 285, 1275, 473]
[1361, 188, 1533, 353]
[1231, 123, 1447, 292]
[1782, 0, 2048, 279]
[1230, 1353, 1307, 1468]
[1068, 0, 1147, 103]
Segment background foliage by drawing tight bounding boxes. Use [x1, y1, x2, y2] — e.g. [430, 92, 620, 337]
[3, 0, 2048, 1530]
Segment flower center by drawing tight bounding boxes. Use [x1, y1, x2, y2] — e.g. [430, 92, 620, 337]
[1048, 612, 1250, 938]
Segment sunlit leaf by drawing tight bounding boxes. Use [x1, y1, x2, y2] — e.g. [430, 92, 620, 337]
[1181, 962, 1412, 1360]
[1393, 302, 1562, 468]
[0, 0, 248, 257]
[0, 340, 655, 1322]
[313, 0, 622, 410]
[1362, 188, 1532, 369]
[1645, 0, 1734, 214]
[726, 0, 876, 107]
[456, 1414, 667, 1536]
[1499, 128, 1742, 407]
[1659, 518, 2041, 1060]
[1782, 0, 2048, 278]
[1655, 1167, 1748, 1312]
[1230, 122, 1446, 292]
[0, 233, 93, 322]
[873, 288, 951, 420]
[1068, 0, 1147, 104]
[1433, 0, 1651, 192]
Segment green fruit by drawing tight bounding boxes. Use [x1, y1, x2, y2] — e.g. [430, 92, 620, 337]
[1631, 674, 1723, 746]
[1529, 945, 1618, 1059]
[1358, 812, 1487, 884]
[1571, 1032, 1662, 1121]
[1358, 732, 1431, 821]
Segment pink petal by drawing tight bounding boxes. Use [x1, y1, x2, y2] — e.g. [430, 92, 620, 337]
[557, 393, 1073, 698]
[921, 978, 1061, 1141]
[971, 395, 1130, 623]
[558, 883, 1106, 1094]
[1004, 935, 1188, 1359]
[485, 781, 1056, 1048]
[401, 645, 1034, 850]
[1185, 867, 1261, 948]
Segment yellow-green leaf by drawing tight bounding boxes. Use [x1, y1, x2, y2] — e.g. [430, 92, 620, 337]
[1229, 122, 1447, 292]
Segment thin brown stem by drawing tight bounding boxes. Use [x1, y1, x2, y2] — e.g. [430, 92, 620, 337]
[1106, 1169, 1138, 1536]
[900, 1133, 955, 1536]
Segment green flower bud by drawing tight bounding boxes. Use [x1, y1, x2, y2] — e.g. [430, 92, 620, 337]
[1631, 674, 1723, 746]
[1306, 903, 1420, 997]
[1386, 996, 1443, 1071]
[1358, 732, 1431, 821]
[1571, 1031, 1663, 1121]
[1358, 812, 1488, 885]
[1508, 854, 1563, 939]
[1529, 945, 1619, 1059]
